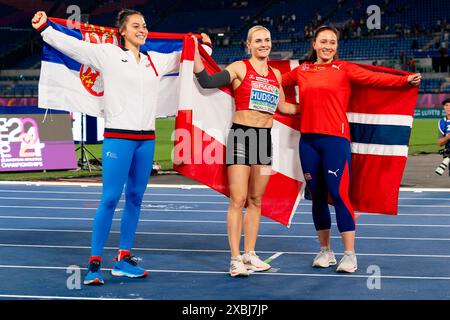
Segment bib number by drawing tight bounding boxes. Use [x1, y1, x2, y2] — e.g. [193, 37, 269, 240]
[248, 81, 279, 114]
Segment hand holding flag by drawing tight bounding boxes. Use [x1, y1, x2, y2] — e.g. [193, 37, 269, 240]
[407, 73, 422, 86]
[32, 11, 47, 30]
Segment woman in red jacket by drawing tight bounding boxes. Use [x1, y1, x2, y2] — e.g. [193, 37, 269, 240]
[282, 25, 421, 273]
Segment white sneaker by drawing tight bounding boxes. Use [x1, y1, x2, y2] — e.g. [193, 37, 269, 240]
[312, 247, 337, 268]
[229, 255, 250, 277]
[336, 251, 358, 273]
[242, 251, 271, 272]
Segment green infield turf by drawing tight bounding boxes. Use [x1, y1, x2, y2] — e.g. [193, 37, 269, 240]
[409, 119, 441, 155]
[0, 118, 442, 180]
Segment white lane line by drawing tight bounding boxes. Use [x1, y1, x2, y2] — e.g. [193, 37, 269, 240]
[3, 196, 450, 208]
[0, 190, 224, 197]
[2, 181, 450, 193]
[399, 188, 450, 192]
[1, 189, 449, 201]
[1, 243, 450, 258]
[0, 181, 209, 189]
[1, 227, 450, 241]
[0, 264, 449, 280]
[1, 216, 450, 228]
[0, 294, 132, 300]
[0, 197, 229, 205]
[367, 213, 450, 217]
[0, 205, 233, 212]
[1, 204, 450, 217]
[0, 205, 97, 210]
[398, 198, 450, 201]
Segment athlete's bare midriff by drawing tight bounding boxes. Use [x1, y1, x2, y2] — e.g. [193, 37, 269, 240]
[233, 109, 273, 128]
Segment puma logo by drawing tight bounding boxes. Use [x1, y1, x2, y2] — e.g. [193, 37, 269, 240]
[328, 169, 339, 177]
[106, 151, 118, 159]
[332, 64, 341, 70]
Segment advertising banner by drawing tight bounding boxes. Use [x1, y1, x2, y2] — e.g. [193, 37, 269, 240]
[414, 93, 449, 119]
[0, 106, 77, 172]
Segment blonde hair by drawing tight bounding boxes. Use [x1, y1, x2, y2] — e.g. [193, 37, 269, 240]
[246, 25, 271, 42]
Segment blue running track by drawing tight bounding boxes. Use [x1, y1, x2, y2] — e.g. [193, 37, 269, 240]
[0, 183, 449, 300]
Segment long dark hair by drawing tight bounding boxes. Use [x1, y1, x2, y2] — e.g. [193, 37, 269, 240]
[116, 9, 144, 33]
[308, 25, 339, 62]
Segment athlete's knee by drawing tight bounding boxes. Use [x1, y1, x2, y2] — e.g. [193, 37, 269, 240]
[327, 185, 341, 201]
[125, 190, 144, 207]
[229, 195, 247, 210]
[328, 188, 352, 211]
[312, 211, 332, 230]
[335, 205, 356, 233]
[246, 194, 262, 210]
[304, 181, 321, 199]
[337, 219, 356, 233]
[99, 193, 122, 211]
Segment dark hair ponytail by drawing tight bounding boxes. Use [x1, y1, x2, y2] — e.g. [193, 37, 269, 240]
[116, 9, 144, 32]
[308, 25, 339, 62]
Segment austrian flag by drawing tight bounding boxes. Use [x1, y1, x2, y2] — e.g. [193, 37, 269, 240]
[173, 37, 305, 227]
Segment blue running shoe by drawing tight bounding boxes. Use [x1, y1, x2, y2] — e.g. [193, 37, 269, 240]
[84, 260, 104, 285]
[111, 255, 148, 278]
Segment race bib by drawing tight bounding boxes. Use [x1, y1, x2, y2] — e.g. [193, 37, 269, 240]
[248, 81, 280, 114]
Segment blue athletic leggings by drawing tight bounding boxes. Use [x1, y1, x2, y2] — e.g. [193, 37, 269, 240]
[299, 134, 355, 233]
[90, 138, 155, 257]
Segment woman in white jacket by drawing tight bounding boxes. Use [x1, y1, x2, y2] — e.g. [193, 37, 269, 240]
[32, 9, 211, 285]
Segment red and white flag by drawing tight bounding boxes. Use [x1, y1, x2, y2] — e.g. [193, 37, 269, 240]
[173, 37, 305, 227]
[173, 38, 418, 226]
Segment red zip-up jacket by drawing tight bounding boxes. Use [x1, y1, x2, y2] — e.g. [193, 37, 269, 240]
[282, 60, 409, 140]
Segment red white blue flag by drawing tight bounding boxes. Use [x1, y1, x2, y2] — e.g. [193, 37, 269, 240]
[38, 17, 186, 117]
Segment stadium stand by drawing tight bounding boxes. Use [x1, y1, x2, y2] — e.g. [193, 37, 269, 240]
[0, 0, 448, 96]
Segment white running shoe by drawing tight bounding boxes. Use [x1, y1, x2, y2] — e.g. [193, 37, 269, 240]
[312, 247, 337, 268]
[336, 251, 358, 273]
[229, 255, 250, 277]
[242, 251, 271, 272]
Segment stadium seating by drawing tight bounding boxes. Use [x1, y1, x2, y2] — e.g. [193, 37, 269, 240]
[418, 78, 446, 93]
[0, 0, 448, 95]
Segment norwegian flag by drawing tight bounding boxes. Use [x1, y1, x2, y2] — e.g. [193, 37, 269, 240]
[173, 37, 305, 227]
[345, 63, 418, 214]
[174, 40, 419, 225]
[275, 60, 419, 215]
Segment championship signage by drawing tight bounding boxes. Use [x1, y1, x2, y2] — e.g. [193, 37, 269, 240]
[0, 106, 77, 172]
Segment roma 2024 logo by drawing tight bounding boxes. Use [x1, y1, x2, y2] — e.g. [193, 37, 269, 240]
[79, 29, 120, 97]
[0, 117, 45, 158]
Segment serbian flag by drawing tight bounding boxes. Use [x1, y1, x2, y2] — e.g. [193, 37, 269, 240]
[38, 17, 188, 117]
[275, 60, 418, 215]
[173, 38, 305, 227]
